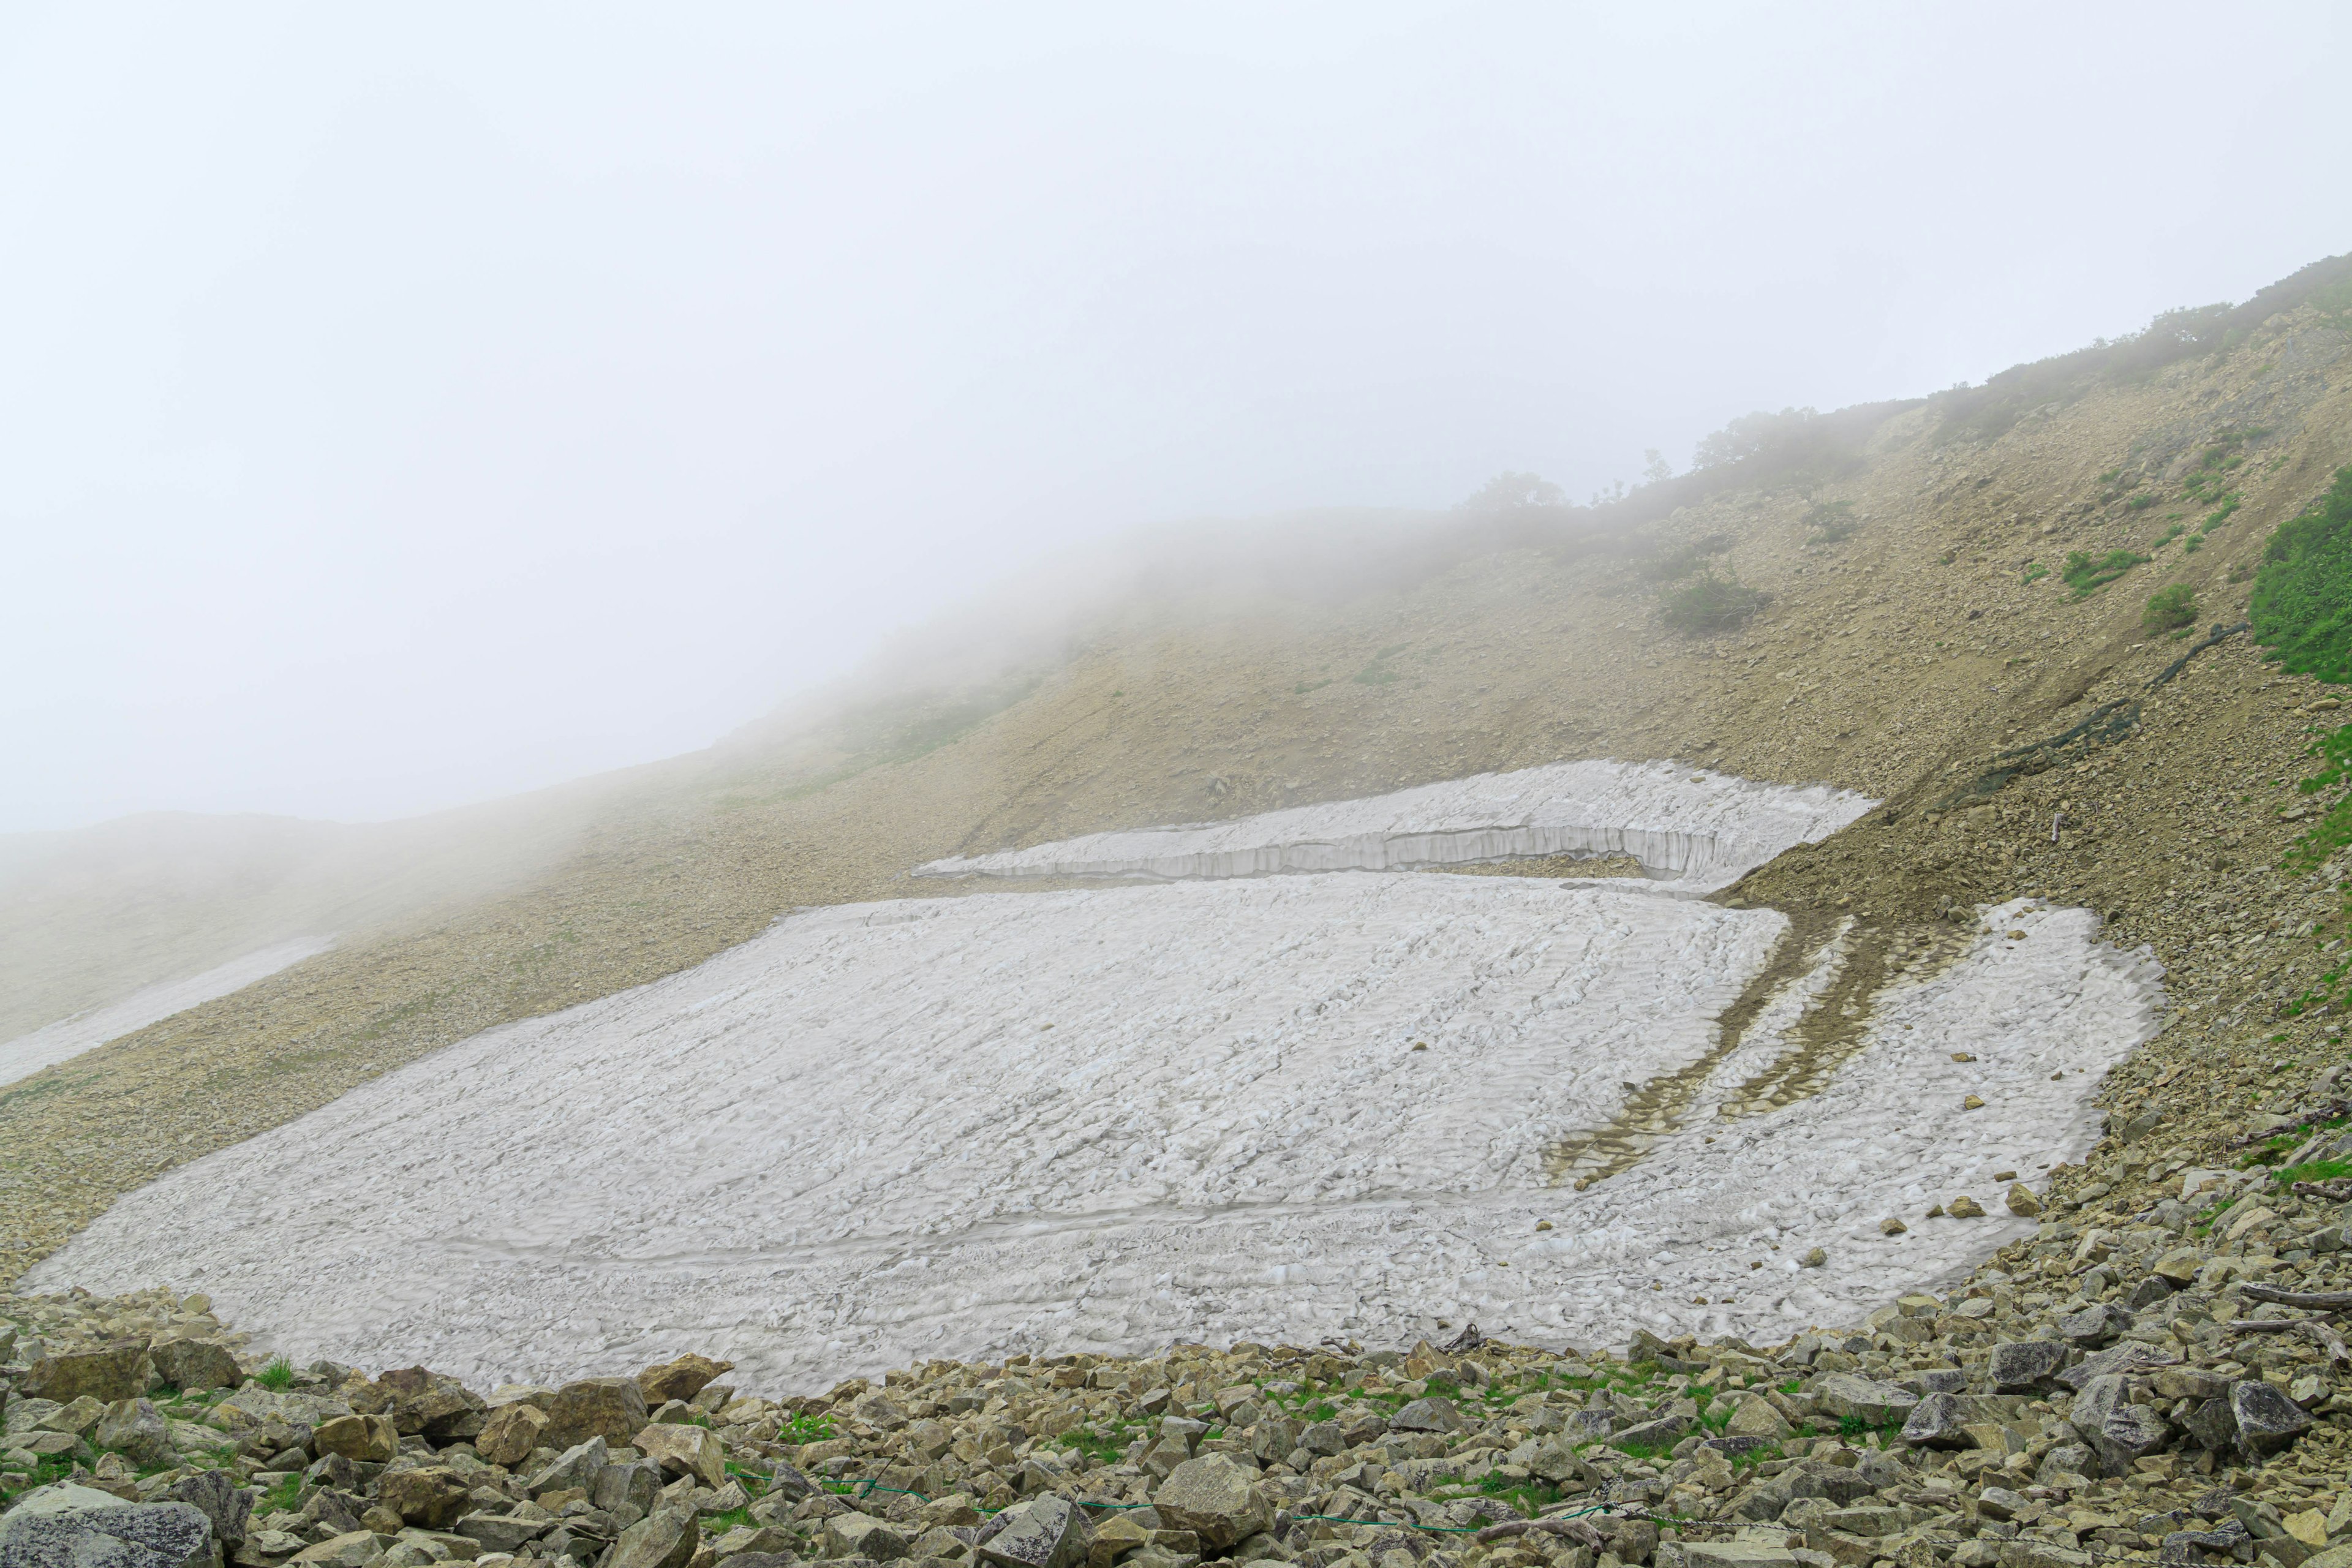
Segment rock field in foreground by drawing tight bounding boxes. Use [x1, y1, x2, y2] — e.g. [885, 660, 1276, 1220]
[1, 1099, 2348, 1568]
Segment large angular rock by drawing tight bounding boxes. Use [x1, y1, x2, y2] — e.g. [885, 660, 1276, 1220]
[1613, 1414, 1691, 1451]
[524, 1437, 609, 1494]
[373, 1371, 483, 1439]
[976, 1497, 1090, 1568]
[0, 1483, 213, 1568]
[375, 1469, 471, 1529]
[288, 1531, 388, 1568]
[22, 1343, 148, 1405]
[150, 1339, 244, 1393]
[635, 1422, 728, 1490]
[638, 1355, 734, 1408]
[1152, 1453, 1270, 1550]
[2185, 1381, 2313, 1460]
[609, 1506, 698, 1568]
[820, 1513, 908, 1563]
[93, 1400, 175, 1469]
[1810, 1374, 1917, 1427]
[1387, 1397, 1463, 1433]
[165, 1472, 252, 1549]
[543, 1378, 648, 1452]
[2056, 1340, 2173, 1393]
[1987, 1340, 2070, 1393]
[1725, 1397, 1793, 1441]
[313, 1415, 396, 1464]
[454, 1513, 549, 1555]
[2055, 1304, 2128, 1349]
[473, 1403, 547, 1468]
[593, 1460, 664, 1524]
[1900, 1393, 1973, 1449]
[2067, 1375, 2171, 1474]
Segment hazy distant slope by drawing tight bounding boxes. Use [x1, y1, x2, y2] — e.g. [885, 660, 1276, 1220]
[1, 268, 2347, 1283]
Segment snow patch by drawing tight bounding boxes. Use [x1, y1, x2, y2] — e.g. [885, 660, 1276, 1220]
[34, 878, 2157, 1393]
[0, 937, 334, 1089]
[914, 761, 1875, 892]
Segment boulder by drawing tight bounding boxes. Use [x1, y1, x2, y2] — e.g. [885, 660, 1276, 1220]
[2056, 1340, 2173, 1392]
[375, 1469, 472, 1529]
[637, 1355, 734, 1408]
[165, 1472, 252, 1549]
[2055, 1304, 2127, 1349]
[2067, 1375, 2171, 1474]
[288, 1532, 390, 1568]
[150, 1339, 244, 1393]
[1900, 1393, 1973, 1449]
[592, 1460, 664, 1523]
[543, 1378, 648, 1452]
[1387, 1398, 1463, 1433]
[22, 1343, 148, 1405]
[1725, 1397, 1793, 1441]
[93, 1400, 175, 1469]
[313, 1415, 398, 1464]
[453, 1515, 549, 1555]
[1810, 1374, 1917, 1427]
[609, 1506, 699, 1568]
[1613, 1414, 1691, 1451]
[820, 1513, 908, 1563]
[524, 1437, 609, 1495]
[635, 1422, 728, 1490]
[473, 1403, 547, 1469]
[1152, 1453, 1270, 1550]
[977, 1497, 1091, 1568]
[1986, 1340, 2069, 1393]
[0, 1483, 213, 1568]
[2186, 1381, 2313, 1460]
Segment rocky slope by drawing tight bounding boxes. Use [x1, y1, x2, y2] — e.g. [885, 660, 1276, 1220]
[4, 268, 2352, 1568]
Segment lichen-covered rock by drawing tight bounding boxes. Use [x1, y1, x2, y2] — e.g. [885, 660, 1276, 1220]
[542, 1378, 647, 1451]
[0, 1483, 213, 1568]
[976, 1496, 1089, 1568]
[1152, 1453, 1268, 1550]
[473, 1402, 546, 1468]
[1986, 1339, 2069, 1392]
[92, 1400, 173, 1469]
[373, 1469, 470, 1529]
[636, 1355, 734, 1408]
[149, 1338, 243, 1393]
[1387, 1397, 1463, 1433]
[609, 1506, 698, 1568]
[21, 1343, 147, 1405]
[1809, 1373, 1916, 1426]
[312, 1415, 397, 1464]
[634, 1422, 727, 1490]
[818, 1513, 907, 1563]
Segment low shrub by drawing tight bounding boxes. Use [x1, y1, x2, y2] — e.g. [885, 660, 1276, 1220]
[2143, 584, 2199, 635]
[1660, 570, 1771, 635]
[2063, 548, 2149, 597]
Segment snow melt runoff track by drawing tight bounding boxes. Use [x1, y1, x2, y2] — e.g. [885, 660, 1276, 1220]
[34, 763, 2163, 1392]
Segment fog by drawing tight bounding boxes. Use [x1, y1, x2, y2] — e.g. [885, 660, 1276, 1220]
[3, 2, 2346, 833]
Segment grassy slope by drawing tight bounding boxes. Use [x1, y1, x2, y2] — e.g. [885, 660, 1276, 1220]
[2, 302, 2348, 1282]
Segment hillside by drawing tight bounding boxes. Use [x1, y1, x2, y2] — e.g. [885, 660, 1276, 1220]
[4, 266, 2351, 1303]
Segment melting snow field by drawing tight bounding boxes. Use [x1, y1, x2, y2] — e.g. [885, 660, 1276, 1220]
[34, 767, 2163, 1394]
[0, 937, 333, 1090]
[916, 760, 1875, 892]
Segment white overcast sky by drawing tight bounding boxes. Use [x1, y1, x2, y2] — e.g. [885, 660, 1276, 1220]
[3, 3, 2346, 833]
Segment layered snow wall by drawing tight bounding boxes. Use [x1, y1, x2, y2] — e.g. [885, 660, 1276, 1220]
[914, 761, 1876, 892]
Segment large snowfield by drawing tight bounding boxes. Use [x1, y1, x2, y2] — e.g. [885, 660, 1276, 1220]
[34, 766, 2163, 1393]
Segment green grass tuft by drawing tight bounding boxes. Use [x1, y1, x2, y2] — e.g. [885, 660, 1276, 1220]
[254, 1355, 295, 1392]
[2063, 548, 2149, 597]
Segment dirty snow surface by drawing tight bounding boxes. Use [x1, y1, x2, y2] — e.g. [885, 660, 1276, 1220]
[916, 760, 1875, 892]
[0, 937, 332, 1089]
[42, 854, 2160, 1393]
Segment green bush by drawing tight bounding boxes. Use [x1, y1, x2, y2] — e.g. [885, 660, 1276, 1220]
[2143, 584, 2199, 634]
[1660, 570, 1771, 634]
[2253, 466, 2352, 682]
[2062, 548, 2149, 597]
